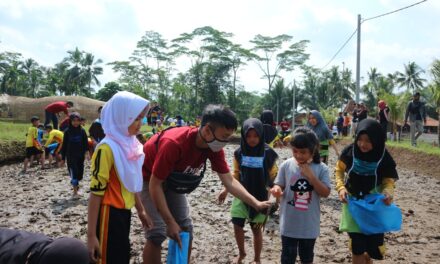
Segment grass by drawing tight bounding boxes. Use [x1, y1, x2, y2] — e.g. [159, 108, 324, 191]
[386, 139, 440, 157]
[0, 121, 30, 142]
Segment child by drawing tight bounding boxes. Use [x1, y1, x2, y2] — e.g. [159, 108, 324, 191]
[343, 112, 351, 137]
[336, 112, 344, 138]
[60, 112, 89, 196]
[44, 125, 64, 168]
[306, 110, 339, 164]
[218, 118, 278, 264]
[270, 127, 331, 264]
[335, 119, 398, 264]
[23, 116, 45, 172]
[37, 124, 45, 145]
[87, 91, 153, 264]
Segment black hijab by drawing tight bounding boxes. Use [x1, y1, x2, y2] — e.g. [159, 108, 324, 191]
[340, 118, 398, 197]
[259, 110, 278, 144]
[354, 118, 385, 162]
[234, 118, 278, 217]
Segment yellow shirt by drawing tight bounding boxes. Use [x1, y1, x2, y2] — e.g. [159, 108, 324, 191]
[25, 126, 39, 148]
[90, 144, 135, 209]
[45, 129, 64, 147]
[334, 159, 395, 196]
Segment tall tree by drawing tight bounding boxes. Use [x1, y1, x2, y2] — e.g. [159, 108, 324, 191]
[250, 34, 309, 92]
[396, 61, 426, 93]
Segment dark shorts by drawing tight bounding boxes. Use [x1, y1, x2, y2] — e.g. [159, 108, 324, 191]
[97, 205, 131, 264]
[348, 232, 385, 260]
[281, 236, 316, 264]
[26, 147, 43, 158]
[231, 217, 259, 228]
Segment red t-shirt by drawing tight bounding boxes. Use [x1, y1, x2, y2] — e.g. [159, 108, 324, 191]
[142, 127, 230, 181]
[45, 101, 69, 115]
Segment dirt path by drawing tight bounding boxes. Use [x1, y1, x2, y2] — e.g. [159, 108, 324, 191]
[0, 143, 439, 263]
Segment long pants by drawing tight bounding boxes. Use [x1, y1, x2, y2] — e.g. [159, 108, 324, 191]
[44, 111, 58, 130]
[67, 156, 85, 186]
[410, 120, 423, 146]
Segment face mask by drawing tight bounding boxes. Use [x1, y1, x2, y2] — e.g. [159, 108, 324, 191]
[200, 126, 229, 152]
[241, 155, 264, 168]
[207, 140, 228, 152]
[352, 157, 379, 176]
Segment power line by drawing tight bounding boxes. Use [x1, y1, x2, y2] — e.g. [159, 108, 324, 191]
[320, 0, 427, 71]
[321, 28, 357, 70]
[363, 0, 427, 22]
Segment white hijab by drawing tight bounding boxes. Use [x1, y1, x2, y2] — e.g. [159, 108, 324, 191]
[97, 91, 149, 193]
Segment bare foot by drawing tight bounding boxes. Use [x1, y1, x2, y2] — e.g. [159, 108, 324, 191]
[232, 253, 246, 264]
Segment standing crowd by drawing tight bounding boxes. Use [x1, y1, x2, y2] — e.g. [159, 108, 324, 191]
[3, 90, 421, 264]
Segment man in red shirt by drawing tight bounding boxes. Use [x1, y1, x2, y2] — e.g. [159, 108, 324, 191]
[44, 101, 74, 129]
[141, 104, 272, 264]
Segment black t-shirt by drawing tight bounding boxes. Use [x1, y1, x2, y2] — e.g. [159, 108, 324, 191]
[409, 102, 422, 120]
[357, 110, 368, 122]
[0, 228, 52, 263]
[378, 107, 390, 124]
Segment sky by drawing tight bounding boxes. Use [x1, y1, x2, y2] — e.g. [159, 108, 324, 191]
[1, 0, 439, 95]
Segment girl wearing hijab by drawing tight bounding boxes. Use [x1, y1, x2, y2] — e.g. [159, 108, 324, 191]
[306, 110, 339, 164]
[87, 91, 153, 264]
[218, 118, 278, 264]
[335, 119, 399, 264]
[260, 110, 279, 148]
[60, 112, 88, 196]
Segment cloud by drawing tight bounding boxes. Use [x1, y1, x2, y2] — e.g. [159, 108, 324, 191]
[0, 0, 439, 94]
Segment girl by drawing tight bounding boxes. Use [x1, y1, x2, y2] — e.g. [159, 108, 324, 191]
[335, 118, 398, 264]
[306, 110, 339, 164]
[218, 118, 278, 264]
[60, 112, 88, 196]
[87, 91, 153, 264]
[260, 110, 279, 148]
[270, 127, 331, 264]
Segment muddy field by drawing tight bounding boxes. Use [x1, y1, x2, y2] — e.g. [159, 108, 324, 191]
[0, 142, 439, 263]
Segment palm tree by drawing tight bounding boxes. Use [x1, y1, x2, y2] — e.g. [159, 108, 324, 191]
[80, 52, 103, 95]
[396, 62, 426, 94]
[381, 92, 409, 141]
[429, 59, 440, 147]
[21, 58, 42, 97]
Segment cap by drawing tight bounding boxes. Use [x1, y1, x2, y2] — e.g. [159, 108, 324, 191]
[30, 116, 39, 122]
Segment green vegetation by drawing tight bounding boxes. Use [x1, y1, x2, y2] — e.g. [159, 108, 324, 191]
[0, 120, 29, 141]
[387, 139, 440, 157]
[1, 26, 440, 143]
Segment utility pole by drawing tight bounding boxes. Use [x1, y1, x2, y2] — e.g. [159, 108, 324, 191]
[291, 80, 296, 131]
[356, 14, 361, 103]
[342, 61, 345, 111]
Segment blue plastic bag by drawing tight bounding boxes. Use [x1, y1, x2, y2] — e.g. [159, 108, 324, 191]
[348, 193, 402, 235]
[167, 232, 190, 264]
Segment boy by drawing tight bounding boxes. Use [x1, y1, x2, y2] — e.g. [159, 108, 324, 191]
[23, 116, 45, 173]
[44, 125, 64, 168]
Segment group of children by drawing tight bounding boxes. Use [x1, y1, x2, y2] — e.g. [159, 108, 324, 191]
[22, 94, 399, 264]
[23, 108, 102, 196]
[219, 110, 398, 264]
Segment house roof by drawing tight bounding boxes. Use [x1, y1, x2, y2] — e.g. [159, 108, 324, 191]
[425, 116, 439, 127]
